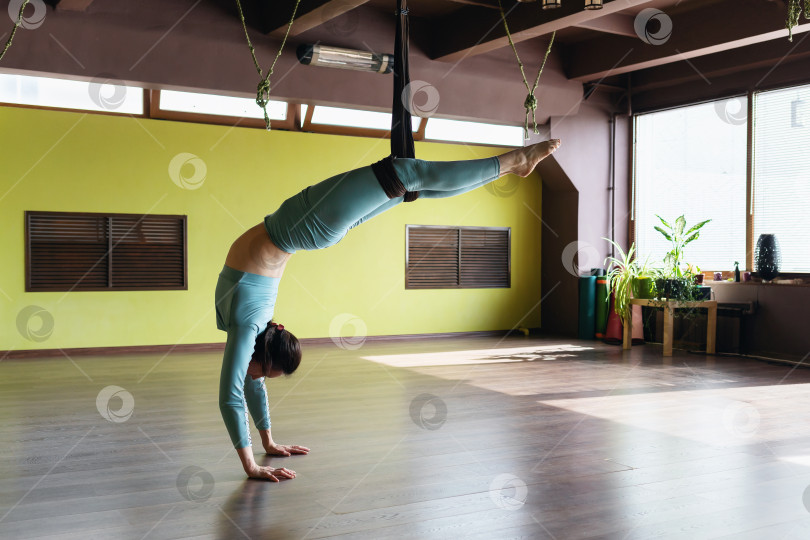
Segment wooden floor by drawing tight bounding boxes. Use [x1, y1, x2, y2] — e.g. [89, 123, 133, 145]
[2, 336, 810, 539]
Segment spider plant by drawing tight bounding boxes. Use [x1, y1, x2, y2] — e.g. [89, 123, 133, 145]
[603, 238, 639, 322]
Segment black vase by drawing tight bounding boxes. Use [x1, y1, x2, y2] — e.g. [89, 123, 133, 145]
[755, 234, 781, 281]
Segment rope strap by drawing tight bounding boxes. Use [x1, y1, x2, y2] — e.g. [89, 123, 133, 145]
[498, 0, 555, 139]
[235, 0, 301, 129]
[0, 0, 31, 63]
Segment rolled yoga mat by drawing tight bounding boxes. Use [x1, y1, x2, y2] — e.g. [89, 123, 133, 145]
[578, 275, 597, 340]
[595, 276, 609, 338]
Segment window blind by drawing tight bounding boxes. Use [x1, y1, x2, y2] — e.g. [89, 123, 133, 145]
[753, 86, 810, 272]
[634, 98, 748, 270]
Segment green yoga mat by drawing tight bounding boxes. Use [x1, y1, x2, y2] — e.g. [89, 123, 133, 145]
[595, 277, 609, 338]
[578, 276, 596, 340]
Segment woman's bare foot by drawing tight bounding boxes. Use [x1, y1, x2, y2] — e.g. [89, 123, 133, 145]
[498, 139, 562, 178]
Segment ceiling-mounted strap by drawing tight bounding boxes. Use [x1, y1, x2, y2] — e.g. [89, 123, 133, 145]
[391, 0, 418, 200]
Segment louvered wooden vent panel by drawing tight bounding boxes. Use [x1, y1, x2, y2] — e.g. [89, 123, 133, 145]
[26, 211, 187, 291]
[406, 226, 510, 289]
[460, 228, 510, 288]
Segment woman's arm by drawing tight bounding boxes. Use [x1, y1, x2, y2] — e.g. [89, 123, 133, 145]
[236, 446, 296, 482]
[260, 429, 310, 456]
[244, 375, 310, 457]
[219, 326, 259, 450]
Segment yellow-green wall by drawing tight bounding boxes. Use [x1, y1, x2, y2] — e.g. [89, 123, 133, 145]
[0, 106, 542, 351]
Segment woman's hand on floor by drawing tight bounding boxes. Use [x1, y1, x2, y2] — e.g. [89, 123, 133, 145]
[247, 464, 296, 482]
[264, 442, 310, 456]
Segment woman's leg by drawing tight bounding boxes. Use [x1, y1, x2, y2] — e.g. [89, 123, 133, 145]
[310, 139, 561, 232]
[392, 157, 500, 194]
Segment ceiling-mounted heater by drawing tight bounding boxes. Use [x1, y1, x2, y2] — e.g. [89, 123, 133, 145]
[297, 44, 394, 74]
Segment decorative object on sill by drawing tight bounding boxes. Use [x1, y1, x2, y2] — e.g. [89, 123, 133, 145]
[542, 0, 561, 9]
[734, 261, 740, 282]
[743, 271, 752, 282]
[694, 273, 704, 285]
[755, 233, 781, 282]
[584, 0, 603, 9]
[714, 272, 723, 281]
[785, 0, 810, 42]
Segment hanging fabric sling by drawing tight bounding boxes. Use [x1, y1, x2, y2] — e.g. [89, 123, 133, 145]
[371, 0, 419, 202]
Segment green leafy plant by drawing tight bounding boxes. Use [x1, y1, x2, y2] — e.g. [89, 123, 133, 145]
[603, 238, 638, 322]
[654, 215, 711, 279]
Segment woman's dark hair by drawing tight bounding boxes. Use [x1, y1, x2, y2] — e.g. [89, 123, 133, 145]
[252, 321, 301, 376]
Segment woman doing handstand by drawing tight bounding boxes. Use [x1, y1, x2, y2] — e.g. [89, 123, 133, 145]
[215, 139, 561, 481]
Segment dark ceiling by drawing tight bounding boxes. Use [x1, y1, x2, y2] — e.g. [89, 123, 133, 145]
[15, 0, 810, 123]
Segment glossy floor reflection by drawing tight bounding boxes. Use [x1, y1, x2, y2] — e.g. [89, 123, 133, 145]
[2, 336, 810, 539]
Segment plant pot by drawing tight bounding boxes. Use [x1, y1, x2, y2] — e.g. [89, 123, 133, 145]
[632, 277, 655, 299]
[695, 285, 711, 300]
[655, 278, 669, 299]
[694, 273, 704, 285]
[667, 278, 684, 299]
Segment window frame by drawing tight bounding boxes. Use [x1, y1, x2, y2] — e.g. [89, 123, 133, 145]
[25, 210, 188, 292]
[149, 90, 298, 131]
[405, 224, 511, 290]
[630, 89, 810, 277]
[301, 103, 426, 141]
[0, 74, 523, 146]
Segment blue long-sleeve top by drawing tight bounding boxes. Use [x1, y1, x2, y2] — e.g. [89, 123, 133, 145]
[215, 265, 279, 448]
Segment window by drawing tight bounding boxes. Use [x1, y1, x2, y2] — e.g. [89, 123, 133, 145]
[311, 105, 419, 131]
[302, 105, 424, 139]
[753, 86, 810, 272]
[26, 211, 187, 292]
[152, 89, 294, 129]
[0, 73, 144, 114]
[634, 97, 748, 270]
[158, 89, 288, 120]
[406, 226, 510, 289]
[424, 118, 524, 147]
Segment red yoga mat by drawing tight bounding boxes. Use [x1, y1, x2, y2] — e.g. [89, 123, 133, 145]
[604, 293, 644, 345]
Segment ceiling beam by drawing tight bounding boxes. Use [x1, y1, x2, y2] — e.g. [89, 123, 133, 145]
[630, 38, 810, 112]
[55, 0, 94, 11]
[573, 13, 636, 38]
[566, 0, 808, 82]
[249, 0, 370, 37]
[443, 0, 499, 10]
[429, 0, 656, 62]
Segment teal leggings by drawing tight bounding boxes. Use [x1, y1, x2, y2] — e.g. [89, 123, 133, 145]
[264, 156, 501, 253]
[220, 155, 502, 449]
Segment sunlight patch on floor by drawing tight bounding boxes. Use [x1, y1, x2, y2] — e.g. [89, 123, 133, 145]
[540, 383, 810, 448]
[361, 344, 594, 368]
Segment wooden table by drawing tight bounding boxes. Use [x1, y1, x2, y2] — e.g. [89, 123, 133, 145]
[623, 298, 717, 356]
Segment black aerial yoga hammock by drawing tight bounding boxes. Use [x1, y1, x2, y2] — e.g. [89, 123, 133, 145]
[371, 0, 420, 202]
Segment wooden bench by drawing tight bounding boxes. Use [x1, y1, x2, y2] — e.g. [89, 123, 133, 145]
[623, 298, 717, 356]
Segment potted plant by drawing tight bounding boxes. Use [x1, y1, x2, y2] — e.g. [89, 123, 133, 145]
[603, 239, 663, 343]
[632, 254, 657, 299]
[603, 238, 640, 322]
[687, 264, 704, 285]
[654, 214, 711, 298]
